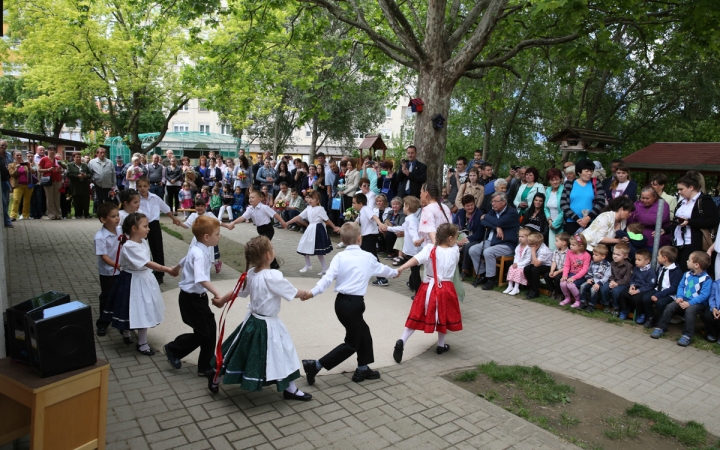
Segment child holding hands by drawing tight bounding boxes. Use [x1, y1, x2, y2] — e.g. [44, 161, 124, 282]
[504, 227, 531, 296]
[394, 223, 462, 363]
[286, 190, 340, 275]
[559, 234, 591, 308]
[164, 215, 223, 376]
[206, 236, 312, 399]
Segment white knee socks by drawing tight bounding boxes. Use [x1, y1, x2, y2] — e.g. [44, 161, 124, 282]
[437, 332, 446, 348]
[137, 328, 149, 351]
[303, 255, 312, 269]
[317, 255, 326, 272]
[400, 328, 415, 344]
[503, 281, 515, 294]
[286, 380, 305, 396]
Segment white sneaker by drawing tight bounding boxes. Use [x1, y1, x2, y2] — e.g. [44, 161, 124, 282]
[337, 242, 345, 249]
[318, 270, 326, 276]
[299, 266, 312, 273]
[509, 287, 520, 296]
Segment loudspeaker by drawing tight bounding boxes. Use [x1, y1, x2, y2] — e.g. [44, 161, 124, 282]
[5, 291, 71, 364]
[25, 301, 97, 378]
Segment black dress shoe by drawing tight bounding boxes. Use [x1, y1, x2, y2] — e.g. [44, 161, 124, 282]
[283, 389, 313, 401]
[352, 367, 380, 383]
[472, 275, 487, 288]
[393, 339, 404, 363]
[481, 278, 496, 290]
[164, 344, 182, 369]
[123, 334, 134, 345]
[436, 344, 450, 354]
[303, 359, 319, 385]
[525, 290, 539, 300]
[205, 370, 220, 393]
[96, 326, 108, 337]
[136, 344, 156, 356]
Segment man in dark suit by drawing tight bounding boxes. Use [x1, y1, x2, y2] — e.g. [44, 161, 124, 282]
[469, 192, 520, 290]
[396, 145, 427, 198]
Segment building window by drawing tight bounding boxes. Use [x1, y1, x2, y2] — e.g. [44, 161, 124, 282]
[356, 132, 366, 140]
[401, 106, 413, 118]
[385, 107, 393, 119]
[220, 124, 231, 135]
[378, 129, 391, 138]
[173, 123, 189, 132]
[199, 124, 210, 133]
[199, 100, 208, 112]
[305, 126, 312, 138]
[180, 104, 189, 111]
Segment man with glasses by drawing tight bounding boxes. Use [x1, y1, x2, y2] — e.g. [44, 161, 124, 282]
[0, 140, 13, 228]
[469, 192, 520, 290]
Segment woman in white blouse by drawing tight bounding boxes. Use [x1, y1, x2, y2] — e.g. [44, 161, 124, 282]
[581, 197, 635, 253]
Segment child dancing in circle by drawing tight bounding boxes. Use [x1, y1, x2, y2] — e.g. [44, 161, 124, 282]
[394, 223, 462, 363]
[101, 213, 178, 355]
[286, 190, 340, 275]
[207, 236, 312, 400]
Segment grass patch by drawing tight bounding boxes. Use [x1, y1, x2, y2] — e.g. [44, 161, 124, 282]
[454, 369, 478, 382]
[478, 389, 498, 402]
[602, 414, 641, 440]
[160, 224, 184, 241]
[477, 361, 574, 405]
[627, 404, 707, 446]
[560, 411, 581, 428]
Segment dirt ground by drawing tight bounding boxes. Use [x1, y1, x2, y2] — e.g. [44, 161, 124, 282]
[447, 369, 717, 450]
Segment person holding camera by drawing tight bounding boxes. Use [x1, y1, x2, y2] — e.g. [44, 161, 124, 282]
[8, 149, 35, 222]
[397, 145, 427, 198]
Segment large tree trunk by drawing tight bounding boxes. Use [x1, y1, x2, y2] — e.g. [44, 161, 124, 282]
[414, 67, 453, 186]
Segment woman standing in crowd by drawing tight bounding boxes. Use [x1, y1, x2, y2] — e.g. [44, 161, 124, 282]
[560, 159, 607, 236]
[379, 160, 398, 203]
[513, 166, 544, 217]
[342, 160, 359, 216]
[628, 186, 672, 251]
[455, 167, 484, 210]
[315, 164, 328, 209]
[66, 152, 92, 219]
[544, 168, 564, 249]
[606, 162, 637, 202]
[359, 158, 380, 195]
[674, 173, 718, 272]
[223, 159, 236, 188]
[233, 156, 252, 208]
[165, 157, 183, 215]
[8, 150, 35, 221]
[275, 160, 293, 192]
[38, 146, 64, 220]
[195, 155, 208, 191]
[581, 197, 635, 253]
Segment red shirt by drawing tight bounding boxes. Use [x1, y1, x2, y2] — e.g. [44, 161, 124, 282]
[39, 156, 62, 183]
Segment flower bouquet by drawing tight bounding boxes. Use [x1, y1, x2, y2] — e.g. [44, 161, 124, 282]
[343, 207, 358, 221]
[274, 199, 287, 211]
[237, 171, 247, 181]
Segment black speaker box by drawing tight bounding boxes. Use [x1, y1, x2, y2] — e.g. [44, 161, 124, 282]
[5, 291, 71, 364]
[25, 301, 97, 378]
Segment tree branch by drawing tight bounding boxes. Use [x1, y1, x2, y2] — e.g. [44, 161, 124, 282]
[376, 0, 424, 59]
[445, 0, 492, 51]
[466, 33, 580, 71]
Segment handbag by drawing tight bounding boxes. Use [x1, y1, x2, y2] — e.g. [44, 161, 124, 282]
[40, 175, 52, 186]
[331, 194, 342, 211]
[697, 195, 716, 251]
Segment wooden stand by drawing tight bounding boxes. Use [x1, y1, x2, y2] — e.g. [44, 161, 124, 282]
[0, 358, 109, 450]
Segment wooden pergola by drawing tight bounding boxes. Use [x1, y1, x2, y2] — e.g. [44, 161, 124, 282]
[358, 134, 387, 161]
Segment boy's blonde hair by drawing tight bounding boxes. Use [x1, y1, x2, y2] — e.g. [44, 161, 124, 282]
[518, 227, 531, 237]
[690, 251, 711, 270]
[614, 242, 630, 256]
[340, 222, 361, 245]
[658, 245, 677, 263]
[527, 233, 543, 246]
[192, 215, 220, 240]
[403, 196, 420, 213]
[593, 243, 609, 256]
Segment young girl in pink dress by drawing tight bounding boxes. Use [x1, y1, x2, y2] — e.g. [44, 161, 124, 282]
[560, 234, 591, 308]
[504, 227, 531, 296]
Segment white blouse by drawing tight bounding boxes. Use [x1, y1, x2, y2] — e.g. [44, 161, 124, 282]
[415, 244, 459, 281]
[581, 211, 625, 251]
[239, 268, 298, 317]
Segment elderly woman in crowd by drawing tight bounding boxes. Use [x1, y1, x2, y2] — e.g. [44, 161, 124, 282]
[66, 151, 92, 219]
[513, 166, 544, 216]
[544, 168, 564, 249]
[581, 196, 635, 253]
[8, 150, 35, 220]
[480, 178, 506, 213]
[560, 159, 607, 236]
[628, 186, 672, 251]
[675, 173, 718, 272]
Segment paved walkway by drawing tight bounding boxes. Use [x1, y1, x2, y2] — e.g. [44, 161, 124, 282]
[5, 216, 720, 449]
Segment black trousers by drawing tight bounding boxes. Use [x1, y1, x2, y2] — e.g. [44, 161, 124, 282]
[60, 192, 71, 218]
[409, 265, 421, 291]
[523, 265, 552, 291]
[361, 234, 386, 282]
[619, 290, 645, 314]
[166, 185, 181, 211]
[257, 224, 280, 269]
[384, 231, 398, 255]
[638, 291, 674, 319]
[97, 274, 115, 327]
[147, 220, 165, 282]
[95, 187, 112, 211]
[167, 291, 216, 373]
[73, 192, 90, 218]
[319, 294, 373, 369]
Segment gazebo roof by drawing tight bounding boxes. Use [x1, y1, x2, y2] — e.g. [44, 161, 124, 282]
[358, 134, 387, 151]
[623, 142, 720, 174]
[547, 127, 621, 145]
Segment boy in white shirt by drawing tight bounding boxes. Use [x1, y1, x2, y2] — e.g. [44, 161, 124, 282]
[164, 215, 222, 377]
[382, 195, 422, 294]
[178, 197, 229, 273]
[301, 222, 398, 384]
[353, 193, 390, 287]
[94, 202, 121, 337]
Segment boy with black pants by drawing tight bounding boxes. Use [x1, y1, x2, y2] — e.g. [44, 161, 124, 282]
[639, 246, 682, 328]
[353, 193, 390, 287]
[164, 216, 222, 376]
[302, 222, 398, 384]
[93, 202, 121, 336]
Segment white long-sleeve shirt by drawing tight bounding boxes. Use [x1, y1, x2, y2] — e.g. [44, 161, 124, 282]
[388, 214, 420, 256]
[311, 245, 398, 297]
[139, 192, 171, 222]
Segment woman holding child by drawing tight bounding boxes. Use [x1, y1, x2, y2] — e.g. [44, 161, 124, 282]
[581, 197, 635, 253]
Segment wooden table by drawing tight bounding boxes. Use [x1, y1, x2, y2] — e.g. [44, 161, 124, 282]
[0, 358, 109, 450]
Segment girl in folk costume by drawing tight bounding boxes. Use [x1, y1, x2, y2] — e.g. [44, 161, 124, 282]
[100, 213, 177, 355]
[286, 190, 340, 275]
[503, 227, 532, 296]
[118, 188, 141, 231]
[207, 236, 313, 400]
[393, 223, 462, 363]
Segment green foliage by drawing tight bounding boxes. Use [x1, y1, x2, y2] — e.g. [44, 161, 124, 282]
[454, 369, 479, 382]
[559, 411, 580, 428]
[627, 403, 708, 446]
[477, 361, 574, 405]
[602, 414, 641, 440]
